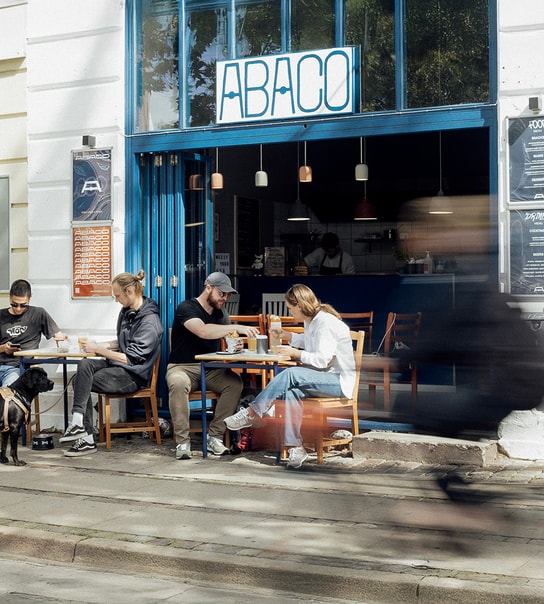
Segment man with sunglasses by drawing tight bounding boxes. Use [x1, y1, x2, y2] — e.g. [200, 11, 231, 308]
[166, 272, 260, 459]
[0, 279, 67, 387]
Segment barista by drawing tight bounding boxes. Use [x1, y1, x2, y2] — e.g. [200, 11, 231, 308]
[303, 232, 355, 275]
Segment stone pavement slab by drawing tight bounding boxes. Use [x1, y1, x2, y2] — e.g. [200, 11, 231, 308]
[1, 435, 544, 603]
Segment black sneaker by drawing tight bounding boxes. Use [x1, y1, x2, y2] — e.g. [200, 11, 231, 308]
[59, 423, 88, 443]
[64, 438, 97, 457]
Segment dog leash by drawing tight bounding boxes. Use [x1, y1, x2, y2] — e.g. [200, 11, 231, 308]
[0, 387, 29, 432]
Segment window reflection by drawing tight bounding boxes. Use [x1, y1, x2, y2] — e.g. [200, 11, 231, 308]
[137, 0, 180, 131]
[405, 0, 489, 108]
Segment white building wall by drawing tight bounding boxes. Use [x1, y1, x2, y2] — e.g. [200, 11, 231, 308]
[25, 0, 127, 427]
[497, 1, 544, 309]
[0, 1, 29, 293]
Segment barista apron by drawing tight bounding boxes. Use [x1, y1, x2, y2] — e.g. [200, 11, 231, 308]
[319, 252, 343, 275]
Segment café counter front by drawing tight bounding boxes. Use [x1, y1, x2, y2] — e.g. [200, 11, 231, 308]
[235, 273, 458, 389]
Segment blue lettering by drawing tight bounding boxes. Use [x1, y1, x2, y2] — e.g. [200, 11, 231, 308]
[297, 54, 322, 113]
[271, 57, 295, 117]
[324, 51, 350, 111]
[244, 60, 269, 118]
[219, 63, 244, 122]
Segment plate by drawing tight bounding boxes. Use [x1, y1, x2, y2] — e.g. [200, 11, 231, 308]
[216, 351, 239, 355]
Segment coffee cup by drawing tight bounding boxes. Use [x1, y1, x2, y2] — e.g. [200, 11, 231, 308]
[256, 335, 268, 354]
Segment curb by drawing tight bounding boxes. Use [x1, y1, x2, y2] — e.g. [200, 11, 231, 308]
[3, 526, 544, 603]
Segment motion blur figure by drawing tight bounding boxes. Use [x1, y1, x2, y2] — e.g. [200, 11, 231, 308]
[398, 197, 544, 438]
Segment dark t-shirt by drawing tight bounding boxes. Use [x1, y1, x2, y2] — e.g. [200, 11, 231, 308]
[0, 306, 60, 367]
[169, 298, 229, 364]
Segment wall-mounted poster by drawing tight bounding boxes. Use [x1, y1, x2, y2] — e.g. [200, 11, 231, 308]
[510, 209, 544, 295]
[72, 224, 113, 298]
[72, 148, 112, 221]
[508, 117, 544, 202]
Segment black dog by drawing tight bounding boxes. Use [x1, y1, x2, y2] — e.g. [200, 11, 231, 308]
[1, 368, 54, 466]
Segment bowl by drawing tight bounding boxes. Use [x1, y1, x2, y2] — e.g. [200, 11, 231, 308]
[32, 434, 54, 450]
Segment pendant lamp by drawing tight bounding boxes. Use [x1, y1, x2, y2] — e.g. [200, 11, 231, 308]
[255, 144, 268, 187]
[189, 174, 203, 190]
[354, 198, 377, 220]
[211, 148, 224, 190]
[428, 131, 453, 214]
[299, 141, 312, 182]
[355, 137, 369, 181]
[288, 144, 310, 221]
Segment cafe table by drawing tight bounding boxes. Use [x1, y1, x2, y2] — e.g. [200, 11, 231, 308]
[194, 350, 290, 458]
[15, 347, 99, 440]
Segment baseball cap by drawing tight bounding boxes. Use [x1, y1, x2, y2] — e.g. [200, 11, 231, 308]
[205, 272, 238, 294]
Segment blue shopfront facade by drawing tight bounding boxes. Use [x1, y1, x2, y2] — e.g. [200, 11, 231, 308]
[124, 0, 497, 397]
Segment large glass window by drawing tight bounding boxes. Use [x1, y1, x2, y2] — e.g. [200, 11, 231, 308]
[345, 0, 395, 111]
[405, 0, 489, 108]
[132, 0, 491, 131]
[137, 0, 180, 131]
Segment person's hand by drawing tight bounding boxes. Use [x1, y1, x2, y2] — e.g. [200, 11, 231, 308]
[54, 333, 69, 343]
[5, 341, 21, 355]
[274, 344, 301, 360]
[81, 339, 100, 354]
[239, 325, 260, 339]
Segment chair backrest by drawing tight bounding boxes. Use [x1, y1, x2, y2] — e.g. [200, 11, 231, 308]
[383, 312, 422, 356]
[262, 293, 288, 318]
[349, 330, 366, 400]
[145, 351, 161, 392]
[224, 293, 240, 315]
[229, 313, 265, 334]
[340, 311, 374, 353]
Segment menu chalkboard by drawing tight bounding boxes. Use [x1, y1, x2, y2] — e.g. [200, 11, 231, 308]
[235, 196, 260, 269]
[510, 209, 544, 295]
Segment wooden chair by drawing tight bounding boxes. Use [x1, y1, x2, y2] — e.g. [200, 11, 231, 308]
[262, 293, 288, 318]
[168, 329, 223, 445]
[279, 330, 365, 464]
[97, 353, 162, 449]
[340, 311, 374, 354]
[360, 311, 422, 413]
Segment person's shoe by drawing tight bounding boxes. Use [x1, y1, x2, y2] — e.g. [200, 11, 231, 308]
[286, 446, 308, 469]
[59, 423, 88, 443]
[64, 438, 97, 457]
[207, 435, 229, 456]
[224, 407, 254, 431]
[176, 443, 192, 460]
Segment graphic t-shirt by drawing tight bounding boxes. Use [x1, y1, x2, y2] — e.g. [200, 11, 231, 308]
[0, 306, 60, 367]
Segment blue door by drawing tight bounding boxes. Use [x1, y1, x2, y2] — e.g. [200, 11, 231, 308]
[139, 151, 213, 404]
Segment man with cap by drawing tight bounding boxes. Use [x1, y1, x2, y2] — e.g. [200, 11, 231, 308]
[166, 272, 260, 459]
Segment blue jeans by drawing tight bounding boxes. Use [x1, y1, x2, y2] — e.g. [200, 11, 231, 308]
[250, 366, 343, 447]
[0, 364, 20, 388]
[72, 358, 140, 434]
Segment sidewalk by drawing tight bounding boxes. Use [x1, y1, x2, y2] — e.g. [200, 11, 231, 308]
[1, 433, 544, 603]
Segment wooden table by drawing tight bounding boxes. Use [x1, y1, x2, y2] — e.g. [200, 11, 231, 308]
[194, 351, 290, 458]
[15, 348, 98, 436]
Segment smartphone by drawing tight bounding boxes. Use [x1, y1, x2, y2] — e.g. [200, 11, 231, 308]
[10, 344, 21, 350]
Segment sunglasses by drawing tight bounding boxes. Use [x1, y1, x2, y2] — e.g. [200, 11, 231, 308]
[213, 287, 232, 299]
[10, 302, 28, 308]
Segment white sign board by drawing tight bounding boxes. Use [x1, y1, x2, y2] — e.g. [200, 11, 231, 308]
[217, 47, 358, 124]
[215, 253, 230, 274]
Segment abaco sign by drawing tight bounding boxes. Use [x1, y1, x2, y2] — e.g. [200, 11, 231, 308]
[216, 47, 358, 124]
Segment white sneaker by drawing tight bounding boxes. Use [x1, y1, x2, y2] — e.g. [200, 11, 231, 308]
[207, 435, 229, 456]
[224, 407, 253, 431]
[176, 443, 191, 460]
[286, 446, 308, 469]
[59, 423, 88, 443]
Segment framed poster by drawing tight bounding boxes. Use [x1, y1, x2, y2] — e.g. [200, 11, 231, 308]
[72, 148, 112, 221]
[508, 117, 544, 203]
[235, 196, 260, 269]
[510, 209, 544, 295]
[72, 224, 113, 298]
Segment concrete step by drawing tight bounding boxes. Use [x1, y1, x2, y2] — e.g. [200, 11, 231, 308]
[352, 431, 498, 466]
